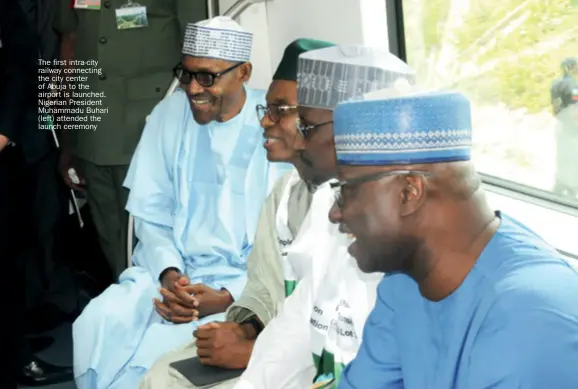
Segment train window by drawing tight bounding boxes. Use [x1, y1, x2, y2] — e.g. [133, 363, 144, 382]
[399, 0, 578, 209]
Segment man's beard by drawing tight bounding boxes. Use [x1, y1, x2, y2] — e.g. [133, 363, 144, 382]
[298, 150, 335, 187]
[361, 234, 424, 276]
[299, 150, 313, 167]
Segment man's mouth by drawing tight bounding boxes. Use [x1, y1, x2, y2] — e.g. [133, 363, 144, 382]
[263, 133, 281, 146]
[192, 99, 210, 106]
[340, 226, 356, 241]
[339, 224, 356, 241]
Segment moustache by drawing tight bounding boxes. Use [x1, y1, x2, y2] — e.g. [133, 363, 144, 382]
[339, 223, 352, 235]
[190, 93, 215, 101]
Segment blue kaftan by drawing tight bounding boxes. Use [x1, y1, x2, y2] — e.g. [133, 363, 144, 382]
[339, 213, 578, 389]
[73, 87, 291, 389]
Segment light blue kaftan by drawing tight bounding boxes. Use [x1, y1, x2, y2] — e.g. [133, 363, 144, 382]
[338, 212, 578, 389]
[72, 87, 291, 389]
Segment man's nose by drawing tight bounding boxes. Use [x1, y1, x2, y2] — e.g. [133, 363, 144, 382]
[260, 113, 274, 129]
[328, 201, 342, 224]
[186, 78, 204, 96]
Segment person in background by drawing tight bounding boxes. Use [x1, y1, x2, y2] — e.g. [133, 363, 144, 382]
[54, 0, 208, 280]
[0, 0, 73, 386]
[329, 89, 578, 388]
[72, 16, 291, 389]
[232, 45, 415, 389]
[139, 38, 337, 389]
[550, 57, 578, 199]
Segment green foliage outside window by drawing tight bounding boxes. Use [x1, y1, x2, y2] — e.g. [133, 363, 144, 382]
[407, 0, 578, 113]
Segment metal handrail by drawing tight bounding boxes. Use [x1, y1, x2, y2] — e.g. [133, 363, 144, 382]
[127, 213, 134, 268]
[208, 0, 220, 19]
[224, 0, 255, 19]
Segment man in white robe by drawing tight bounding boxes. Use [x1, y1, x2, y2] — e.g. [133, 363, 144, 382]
[232, 46, 416, 389]
[139, 38, 338, 389]
[72, 16, 291, 389]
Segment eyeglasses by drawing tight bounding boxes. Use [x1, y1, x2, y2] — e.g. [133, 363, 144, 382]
[173, 62, 244, 88]
[296, 117, 333, 138]
[330, 170, 431, 207]
[256, 104, 298, 123]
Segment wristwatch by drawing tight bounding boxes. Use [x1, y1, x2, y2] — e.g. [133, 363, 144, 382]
[241, 317, 264, 337]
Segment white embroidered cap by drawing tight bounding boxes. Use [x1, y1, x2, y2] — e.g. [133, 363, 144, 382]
[297, 44, 416, 110]
[182, 16, 253, 62]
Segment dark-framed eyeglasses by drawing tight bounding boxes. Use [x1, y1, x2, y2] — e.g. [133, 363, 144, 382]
[296, 117, 333, 138]
[256, 104, 298, 123]
[173, 62, 244, 88]
[330, 170, 431, 207]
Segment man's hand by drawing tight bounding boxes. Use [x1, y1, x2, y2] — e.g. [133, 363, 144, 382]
[184, 284, 234, 319]
[154, 271, 198, 324]
[58, 150, 85, 191]
[160, 269, 188, 291]
[0, 134, 9, 153]
[194, 321, 254, 369]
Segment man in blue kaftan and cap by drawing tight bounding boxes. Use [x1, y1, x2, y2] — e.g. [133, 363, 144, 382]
[72, 16, 291, 389]
[329, 89, 578, 388]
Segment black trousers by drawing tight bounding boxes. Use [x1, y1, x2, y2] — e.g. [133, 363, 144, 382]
[0, 145, 69, 385]
[0, 146, 31, 388]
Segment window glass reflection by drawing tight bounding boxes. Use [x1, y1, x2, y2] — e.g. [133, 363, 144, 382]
[402, 0, 578, 204]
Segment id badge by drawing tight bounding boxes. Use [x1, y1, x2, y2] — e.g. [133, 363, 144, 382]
[74, 0, 101, 10]
[115, 2, 148, 30]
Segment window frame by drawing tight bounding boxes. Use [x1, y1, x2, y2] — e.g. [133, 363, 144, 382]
[385, 0, 578, 212]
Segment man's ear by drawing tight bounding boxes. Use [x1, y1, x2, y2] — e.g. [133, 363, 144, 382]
[240, 62, 252, 83]
[399, 175, 427, 217]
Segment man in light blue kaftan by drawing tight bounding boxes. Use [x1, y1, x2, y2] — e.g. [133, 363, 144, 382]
[72, 16, 291, 389]
[329, 90, 578, 389]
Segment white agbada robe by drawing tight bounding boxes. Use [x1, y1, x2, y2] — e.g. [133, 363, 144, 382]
[73, 87, 291, 389]
[233, 184, 382, 389]
[276, 169, 314, 296]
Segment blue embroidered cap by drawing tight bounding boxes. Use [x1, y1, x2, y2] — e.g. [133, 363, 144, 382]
[333, 90, 473, 165]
